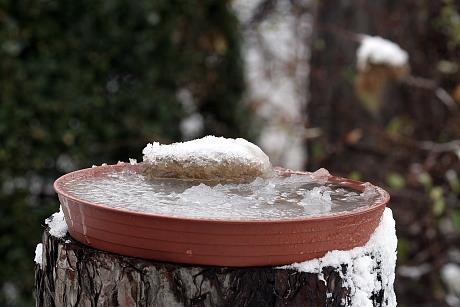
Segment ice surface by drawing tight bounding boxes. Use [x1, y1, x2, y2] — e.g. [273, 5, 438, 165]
[60, 169, 383, 220]
[357, 36, 408, 71]
[280, 208, 397, 307]
[34, 243, 43, 269]
[45, 206, 68, 238]
[142, 135, 272, 175]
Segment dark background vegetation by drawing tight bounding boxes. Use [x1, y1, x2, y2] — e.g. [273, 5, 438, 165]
[0, 1, 251, 306]
[307, 1, 460, 306]
[1, 0, 460, 306]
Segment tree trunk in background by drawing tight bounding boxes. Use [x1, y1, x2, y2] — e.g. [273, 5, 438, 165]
[308, 1, 460, 306]
[35, 228, 390, 307]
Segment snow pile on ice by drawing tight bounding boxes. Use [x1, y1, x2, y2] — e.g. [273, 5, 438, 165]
[34, 243, 43, 269]
[357, 36, 408, 71]
[45, 206, 68, 238]
[142, 136, 272, 181]
[280, 208, 397, 307]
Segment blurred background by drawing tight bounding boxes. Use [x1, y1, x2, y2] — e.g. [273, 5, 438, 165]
[1, 0, 459, 306]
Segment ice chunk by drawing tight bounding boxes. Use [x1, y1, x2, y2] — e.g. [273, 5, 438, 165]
[142, 136, 272, 182]
[298, 186, 332, 214]
[45, 206, 68, 238]
[61, 171, 384, 220]
[357, 36, 408, 71]
[311, 168, 331, 179]
[34, 243, 43, 269]
[280, 208, 397, 307]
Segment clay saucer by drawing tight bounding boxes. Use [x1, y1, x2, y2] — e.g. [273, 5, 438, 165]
[54, 164, 389, 267]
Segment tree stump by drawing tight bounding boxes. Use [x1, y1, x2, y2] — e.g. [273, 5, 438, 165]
[35, 227, 388, 307]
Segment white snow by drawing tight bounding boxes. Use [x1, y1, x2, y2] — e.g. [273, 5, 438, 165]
[357, 36, 408, 71]
[34, 243, 43, 269]
[45, 206, 68, 238]
[280, 208, 397, 307]
[180, 113, 204, 140]
[398, 263, 431, 280]
[441, 263, 460, 306]
[143, 136, 272, 174]
[232, 0, 312, 169]
[129, 158, 137, 165]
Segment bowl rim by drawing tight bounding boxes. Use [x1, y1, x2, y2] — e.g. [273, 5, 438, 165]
[54, 163, 390, 224]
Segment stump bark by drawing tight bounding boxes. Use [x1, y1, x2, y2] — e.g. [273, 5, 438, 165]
[35, 228, 385, 307]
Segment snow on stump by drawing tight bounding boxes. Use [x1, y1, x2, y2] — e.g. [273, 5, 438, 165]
[34, 208, 396, 307]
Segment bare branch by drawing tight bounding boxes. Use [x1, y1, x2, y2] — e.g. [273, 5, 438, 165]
[403, 76, 457, 111]
[418, 140, 460, 153]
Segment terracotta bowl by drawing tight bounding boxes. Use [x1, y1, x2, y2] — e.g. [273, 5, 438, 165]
[54, 164, 389, 267]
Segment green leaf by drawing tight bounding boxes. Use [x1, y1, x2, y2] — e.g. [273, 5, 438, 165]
[349, 171, 362, 181]
[386, 172, 406, 190]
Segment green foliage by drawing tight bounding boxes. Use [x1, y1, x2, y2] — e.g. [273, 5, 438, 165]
[418, 171, 433, 190]
[386, 172, 406, 190]
[348, 170, 362, 181]
[430, 186, 446, 216]
[397, 238, 411, 264]
[0, 1, 250, 305]
[451, 210, 460, 231]
[437, 0, 460, 48]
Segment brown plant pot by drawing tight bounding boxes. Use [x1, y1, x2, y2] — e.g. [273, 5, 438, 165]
[54, 164, 389, 267]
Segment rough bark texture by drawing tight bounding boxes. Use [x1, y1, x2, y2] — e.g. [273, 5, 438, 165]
[34, 228, 387, 307]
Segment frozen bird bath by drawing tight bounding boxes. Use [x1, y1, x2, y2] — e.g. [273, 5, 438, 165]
[38, 137, 395, 306]
[54, 160, 388, 266]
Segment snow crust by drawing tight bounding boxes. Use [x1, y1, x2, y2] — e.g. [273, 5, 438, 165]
[45, 206, 68, 238]
[143, 136, 272, 174]
[280, 208, 397, 307]
[34, 243, 43, 269]
[357, 36, 408, 71]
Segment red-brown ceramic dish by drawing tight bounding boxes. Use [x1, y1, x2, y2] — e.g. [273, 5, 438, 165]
[54, 164, 389, 267]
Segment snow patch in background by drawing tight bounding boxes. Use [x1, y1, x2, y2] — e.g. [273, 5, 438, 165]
[180, 113, 204, 140]
[357, 36, 408, 71]
[441, 263, 460, 306]
[34, 243, 43, 269]
[280, 208, 397, 307]
[45, 206, 68, 238]
[233, 0, 312, 170]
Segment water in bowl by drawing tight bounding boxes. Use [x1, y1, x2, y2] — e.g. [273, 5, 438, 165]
[61, 169, 383, 220]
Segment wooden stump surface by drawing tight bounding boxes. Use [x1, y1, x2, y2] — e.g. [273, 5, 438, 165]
[35, 227, 386, 307]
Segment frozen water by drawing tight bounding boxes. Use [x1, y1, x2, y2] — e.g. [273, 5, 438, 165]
[60, 169, 384, 220]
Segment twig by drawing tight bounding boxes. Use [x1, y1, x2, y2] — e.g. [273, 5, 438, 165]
[403, 76, 457, 111]
[418, 140, 460, 153]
